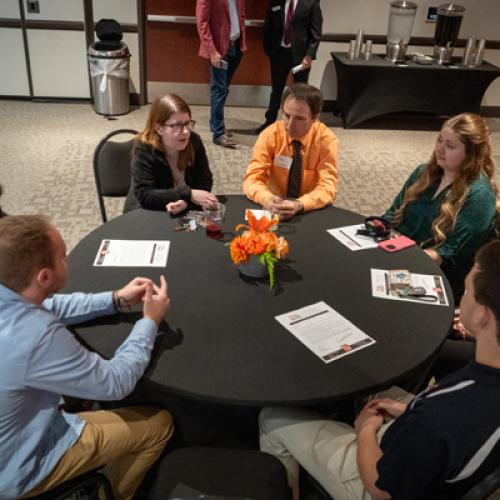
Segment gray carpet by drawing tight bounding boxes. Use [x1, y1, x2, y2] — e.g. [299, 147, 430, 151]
[1, 100, 499, 250]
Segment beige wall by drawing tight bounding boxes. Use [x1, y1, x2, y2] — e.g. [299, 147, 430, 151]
[309, 0, 500, 106]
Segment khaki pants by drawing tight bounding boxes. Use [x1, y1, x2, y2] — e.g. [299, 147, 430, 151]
[25, 406, 173, 500]
[259, 388, 415, 500]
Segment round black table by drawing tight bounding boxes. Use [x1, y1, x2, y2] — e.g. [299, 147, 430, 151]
[66, 195, 454, 406]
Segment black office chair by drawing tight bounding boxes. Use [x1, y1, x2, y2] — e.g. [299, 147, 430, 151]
[151, 446, 291, 500]
[93, 128, 137, 223]
[29, 468, 114, 500]
[304, 465, 500, 500]
[460, 465, 500, 500]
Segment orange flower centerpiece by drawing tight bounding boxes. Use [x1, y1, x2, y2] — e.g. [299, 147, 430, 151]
[229, 211, 289, 288]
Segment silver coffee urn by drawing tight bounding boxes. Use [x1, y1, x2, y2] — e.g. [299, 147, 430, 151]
[385, 1, 418, 63]
[433, 3, 465, 64]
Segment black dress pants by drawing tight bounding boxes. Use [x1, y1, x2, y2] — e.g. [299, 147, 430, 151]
[265, 46, 311, 123]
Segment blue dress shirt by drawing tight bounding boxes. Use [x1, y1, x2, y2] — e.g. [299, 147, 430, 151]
[0, 283, 158, 498]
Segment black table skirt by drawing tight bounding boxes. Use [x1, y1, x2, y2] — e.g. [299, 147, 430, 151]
[65, 196, 454, 406]
[331, 52, 500, 128]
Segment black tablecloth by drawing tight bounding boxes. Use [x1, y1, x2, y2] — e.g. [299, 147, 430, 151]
[331, 52, 500, 128]
[65, 196, 454, 406]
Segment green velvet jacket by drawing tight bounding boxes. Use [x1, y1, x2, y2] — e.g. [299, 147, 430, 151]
[384, 164, 496, 297]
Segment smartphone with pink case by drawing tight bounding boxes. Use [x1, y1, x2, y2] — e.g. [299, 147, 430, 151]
[379, 235, 416, 252]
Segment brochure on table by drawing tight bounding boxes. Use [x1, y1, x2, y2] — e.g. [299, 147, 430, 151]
[245, 209, 274, 220]
[275, 301, 376, 363]
[94, 239, 170, 267]
[371, 269, 449, 306]
[327, 224, 379, 251]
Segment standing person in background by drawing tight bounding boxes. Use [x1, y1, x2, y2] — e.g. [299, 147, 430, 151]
[196, 0, 247, 148]
[255, 0, 322, 134]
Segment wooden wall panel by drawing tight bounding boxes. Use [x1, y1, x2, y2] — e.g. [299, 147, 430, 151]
[145, 0, 266, 18]
[145, 0, 270, 85]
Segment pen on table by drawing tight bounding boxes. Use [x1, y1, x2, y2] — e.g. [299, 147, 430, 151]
[339, 230, 362, 248]
[149, 243, 157, 264]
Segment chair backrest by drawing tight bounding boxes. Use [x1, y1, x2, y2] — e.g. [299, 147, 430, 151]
[30, 468, 114, 500]
[459, 465, 500, 500]
[93, 128, 137, 223]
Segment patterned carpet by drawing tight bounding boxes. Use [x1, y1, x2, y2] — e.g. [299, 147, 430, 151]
[1, 100, 499, 250]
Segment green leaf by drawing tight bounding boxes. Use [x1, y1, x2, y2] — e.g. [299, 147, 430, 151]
[260, 252, 278, 288]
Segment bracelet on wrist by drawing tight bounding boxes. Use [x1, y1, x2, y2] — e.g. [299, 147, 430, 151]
[112, 290, 132, 313]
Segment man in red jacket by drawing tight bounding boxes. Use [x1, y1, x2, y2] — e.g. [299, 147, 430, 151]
[196, 0, 247, 148]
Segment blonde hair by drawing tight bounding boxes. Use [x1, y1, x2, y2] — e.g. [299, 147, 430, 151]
[137, 94, 194, 171]
[392, 113, 498, 247]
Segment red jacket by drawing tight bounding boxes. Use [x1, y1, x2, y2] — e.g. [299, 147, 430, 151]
[196, 0, 247, 59]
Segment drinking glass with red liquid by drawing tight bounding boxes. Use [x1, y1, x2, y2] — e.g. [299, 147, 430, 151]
[203, 202, 226, 239]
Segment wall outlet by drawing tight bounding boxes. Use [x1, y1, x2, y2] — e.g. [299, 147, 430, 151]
[426, 7, 437, 23]
[27, 0, 40, 14]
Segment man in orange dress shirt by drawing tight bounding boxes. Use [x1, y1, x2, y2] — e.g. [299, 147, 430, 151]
[243, 83, 339, 219]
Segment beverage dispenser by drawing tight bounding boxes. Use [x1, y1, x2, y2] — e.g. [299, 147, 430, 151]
[433, 3, 465, 64]
[386, 1, 418, 63]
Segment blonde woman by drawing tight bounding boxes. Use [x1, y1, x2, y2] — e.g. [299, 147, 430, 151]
[124, 94, 217, 214]
[384, 113, 498, 300]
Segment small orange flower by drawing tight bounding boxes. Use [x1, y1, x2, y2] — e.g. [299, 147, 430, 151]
[229, 214, 288, 267]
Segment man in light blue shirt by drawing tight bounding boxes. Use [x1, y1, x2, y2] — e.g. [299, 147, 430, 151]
[0, 215, 173, 499]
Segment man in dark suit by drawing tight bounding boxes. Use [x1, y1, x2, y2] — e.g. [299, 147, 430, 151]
[256, 0, 322, 134]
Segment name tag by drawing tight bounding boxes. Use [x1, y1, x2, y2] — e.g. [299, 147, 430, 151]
[271, 5, 281, 11]
[274, 155, 293, 169]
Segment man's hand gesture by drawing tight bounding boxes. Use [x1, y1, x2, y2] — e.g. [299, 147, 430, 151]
[143, 275, 170, 325]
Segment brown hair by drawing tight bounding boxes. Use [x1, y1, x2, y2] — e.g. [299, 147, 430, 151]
[282, 83, 324, 117]
[474, 240, 500, 341]
[0, 215, 54, 293]
[392, 113, 498, 247]
[137, 93, 194, 170]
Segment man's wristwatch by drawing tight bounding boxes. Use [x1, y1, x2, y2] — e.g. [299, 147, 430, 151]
[296, 200, 304, 213]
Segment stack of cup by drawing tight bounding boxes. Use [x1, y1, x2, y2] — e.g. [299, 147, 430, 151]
[348, 39, 356, 60]
[354, 29, 364, 59]
[363, 40, 373, 60]
[462, 35, 476, 67]
[474, 38, 486, 66]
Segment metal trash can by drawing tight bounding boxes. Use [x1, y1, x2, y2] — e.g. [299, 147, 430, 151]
[88, 19, 131, 116]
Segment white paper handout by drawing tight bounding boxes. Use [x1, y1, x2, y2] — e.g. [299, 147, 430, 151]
[94, 239, 170, 267]
[327, 224, 379, 251]
[245, 209, 274, 221]
[371, 269, 449, 306]
[275, 301, 376, 363]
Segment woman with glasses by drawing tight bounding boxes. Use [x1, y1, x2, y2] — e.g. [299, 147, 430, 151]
[124, 94, 218, 214]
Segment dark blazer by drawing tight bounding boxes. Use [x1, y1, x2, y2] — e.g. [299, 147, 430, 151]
[124, 132, 213, 212]
[263, 0, 322, 65]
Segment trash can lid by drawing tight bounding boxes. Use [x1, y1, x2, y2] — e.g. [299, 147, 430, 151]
[88, 41, 130, 58]
[96, 18, 123, 43]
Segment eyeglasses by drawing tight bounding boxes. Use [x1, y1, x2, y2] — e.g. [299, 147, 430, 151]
[163, 120, 196, 133]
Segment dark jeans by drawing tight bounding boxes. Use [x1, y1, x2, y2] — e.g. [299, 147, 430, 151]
[265, 46, 311, 124]
[209, 40, 242, 142]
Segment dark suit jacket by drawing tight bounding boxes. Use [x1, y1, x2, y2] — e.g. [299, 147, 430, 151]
[263, 0, 322, 65]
